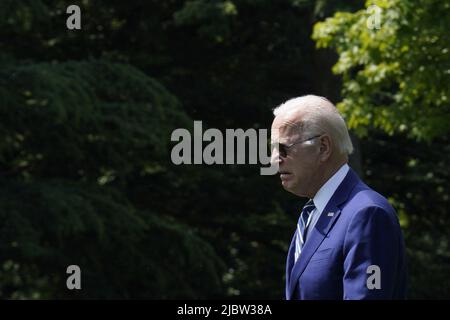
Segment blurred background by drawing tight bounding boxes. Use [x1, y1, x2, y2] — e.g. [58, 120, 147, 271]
[0, 0, 448, 299]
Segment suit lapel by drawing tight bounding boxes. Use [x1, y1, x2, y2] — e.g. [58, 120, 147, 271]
[288, 205, 342, 297]
[287, 168, 360, 298]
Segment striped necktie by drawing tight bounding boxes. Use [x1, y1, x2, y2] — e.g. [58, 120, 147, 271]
[294, 199, 315, 262]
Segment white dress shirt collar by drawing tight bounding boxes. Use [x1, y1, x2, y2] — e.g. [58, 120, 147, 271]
[312, 163, 350, 214]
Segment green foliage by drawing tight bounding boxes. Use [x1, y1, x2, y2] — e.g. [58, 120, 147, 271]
[174, 0, 238, 42]
[2, 0, 314, 299]
[0, 60, 225, 298]
[0, 60, 189, 182]
[0, 179, 225, 298]
[313, 0, 450, 141]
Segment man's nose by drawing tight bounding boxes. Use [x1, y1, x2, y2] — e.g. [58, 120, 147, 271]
[270, 148, 282, 167]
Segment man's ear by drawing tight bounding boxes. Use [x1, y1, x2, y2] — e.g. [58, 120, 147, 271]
[319, 135, 332, 162]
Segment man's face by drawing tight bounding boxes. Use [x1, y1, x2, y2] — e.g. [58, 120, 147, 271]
[271, 114, 320, 197]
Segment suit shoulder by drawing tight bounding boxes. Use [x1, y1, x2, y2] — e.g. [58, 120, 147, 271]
[344, 183, 397, 220]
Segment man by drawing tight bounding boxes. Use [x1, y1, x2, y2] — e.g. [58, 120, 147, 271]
[271, 95, 407, 300]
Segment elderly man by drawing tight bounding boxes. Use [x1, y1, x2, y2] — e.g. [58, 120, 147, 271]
[271, 95, 406, 300]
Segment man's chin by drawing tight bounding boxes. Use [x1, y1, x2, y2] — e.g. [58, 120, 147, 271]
[281, 181, 295, 192]
[282, 181, 305, 197]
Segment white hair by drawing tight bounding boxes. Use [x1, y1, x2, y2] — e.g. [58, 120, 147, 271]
[273, 95, 353, 156]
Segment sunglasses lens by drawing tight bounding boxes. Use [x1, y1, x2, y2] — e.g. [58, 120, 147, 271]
[279, 145, 286, 157]
[271, 144, 286, 157]
[270, 141, 287, 157]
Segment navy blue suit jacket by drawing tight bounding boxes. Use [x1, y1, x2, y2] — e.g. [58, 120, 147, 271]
[285, 168, 407, 299]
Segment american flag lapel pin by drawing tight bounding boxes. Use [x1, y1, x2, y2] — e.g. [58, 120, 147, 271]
[327, 212, 334, 217]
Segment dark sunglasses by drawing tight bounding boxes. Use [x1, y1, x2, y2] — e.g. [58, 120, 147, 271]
[271, 134, 322, 158]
